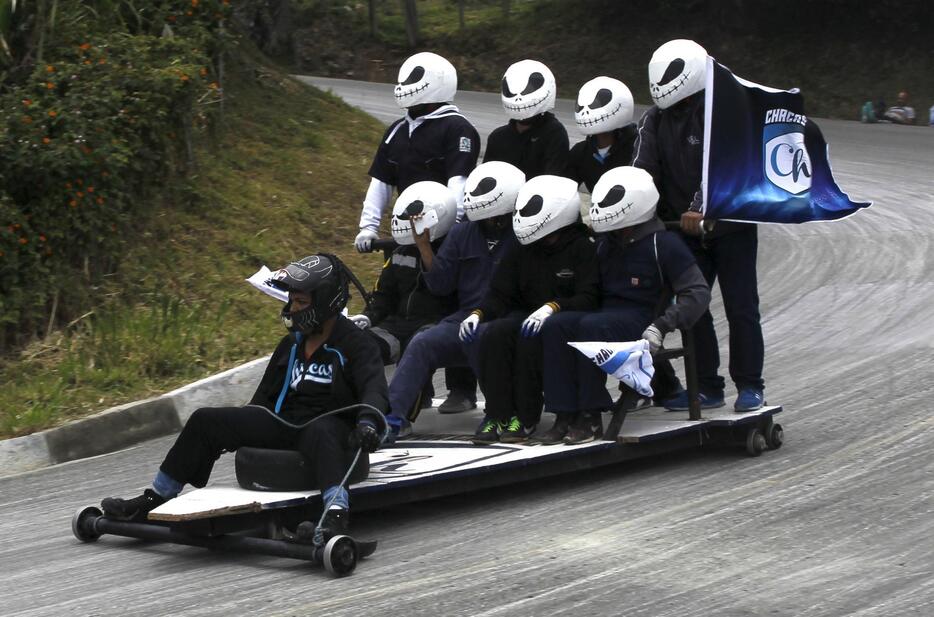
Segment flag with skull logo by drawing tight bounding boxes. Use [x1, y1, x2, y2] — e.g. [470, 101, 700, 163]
[702, 58, 871, 223]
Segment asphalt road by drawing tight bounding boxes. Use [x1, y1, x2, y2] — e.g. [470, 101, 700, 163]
[2, 77, 933, 617]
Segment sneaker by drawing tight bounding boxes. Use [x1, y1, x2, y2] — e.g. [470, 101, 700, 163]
[438, 390, 477, 414]
[662, 390, 725, 411]
[537, 415, 571, 444]
[590, 411, 605, 440]
[734, 388, 765, 412]
[565, 412, 597, 445]
[499, 416, 536, 443]
[101, 488, 167, 521]
[472, 416, 503, 445]
[385, 414, 413, 443]
[297, 508, 349, 544]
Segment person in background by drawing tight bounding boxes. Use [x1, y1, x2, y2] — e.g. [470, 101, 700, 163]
[883, 91, 916, 125]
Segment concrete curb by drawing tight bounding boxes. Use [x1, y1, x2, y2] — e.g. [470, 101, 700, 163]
[0, 355, 271, 478]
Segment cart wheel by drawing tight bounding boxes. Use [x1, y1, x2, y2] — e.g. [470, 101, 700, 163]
[745, 428, 767, 457]
[322, 535, 358, 577]
[765, 423, 784, 450]
[72, 506, 103, 543]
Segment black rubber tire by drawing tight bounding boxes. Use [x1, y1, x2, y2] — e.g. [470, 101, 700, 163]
[323, 535, 358, 577]
[766, 423, 784, 450]
[72, 506, 102, 543]
[745, 428, 767, 457]
[235, 447, 369, 491]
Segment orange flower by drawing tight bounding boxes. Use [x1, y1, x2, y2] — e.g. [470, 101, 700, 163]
[46, 65, 55, 73]
[209, 81, 219, 90]
[199, 67, 208, 77]
[98, 58, 106, 65]
[42, 136, 51, 144]
[84, 60, 92, 65]
[168, 14, 176, 22]
[22, 116, 32, 124]
[191, 0, 199, 6]
[46, 82, 55, 89]
[186, 10, 193, 16]
[19, 237, 27, 245]
[87, 186, 94, 193]
[180, 74, 190, 82]
[39, 235, 46, 242]
[22, 99, 31, 106]
[79, 42, 91, 51]
[69, 200, 77, 207]
[48, 110, 57, 118]
[76, 179, 83, 186]
[97, 197, 105, 205]
[65, 182, 72, 189]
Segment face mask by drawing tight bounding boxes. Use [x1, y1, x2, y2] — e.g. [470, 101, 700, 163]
[390, 181, 458, 245]
[463, 161, 526, 222]
[501, 59, 557, 121]
[648, 39, 708, 110]
[395, 52, 458, 109]
[589, 166, 659, 233]
[575, 76, 634, 135]
[513, 175, 580, 245]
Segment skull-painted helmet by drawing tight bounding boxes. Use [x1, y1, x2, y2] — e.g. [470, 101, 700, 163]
[501, 59, 556, 121]
[390, 181, 458, 245]
[394, 52, 458, 109]
[648, 39, 708, 110]
[462, 161, 526, 222]
[589, 167, 659, 233]
[575, 76, 634, 135]
[268, 254, 349, 335]
[513, 175, 580, 245]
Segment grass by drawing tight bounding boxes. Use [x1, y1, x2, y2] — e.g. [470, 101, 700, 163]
[0, 53, 387, 438]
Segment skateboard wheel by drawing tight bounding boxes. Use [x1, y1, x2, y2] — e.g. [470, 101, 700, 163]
[765, 423, 784, 450]
[745, 428, 766, 457]
[72, 506, 103, 543]
[322, 535, 358, 577]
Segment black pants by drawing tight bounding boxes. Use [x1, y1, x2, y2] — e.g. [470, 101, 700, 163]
[159, 406, 353, 491]
[689, 225, 765, 395]
[477, 312, 544, 425]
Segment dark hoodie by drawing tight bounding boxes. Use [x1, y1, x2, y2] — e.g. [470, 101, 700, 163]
[476, 223, 599, 320]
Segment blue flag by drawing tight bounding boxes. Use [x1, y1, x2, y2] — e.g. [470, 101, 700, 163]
[702, 59, 871, 223]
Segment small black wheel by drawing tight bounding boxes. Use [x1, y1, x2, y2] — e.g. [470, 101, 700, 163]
[745, 428, 766, 457]
[72, 506, 103, 543]
[765, 423, 784, 450]
[323, 535, 358, 577]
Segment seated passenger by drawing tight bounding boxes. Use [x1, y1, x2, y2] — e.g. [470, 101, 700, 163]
[386, 162, 525, 438]
[538, 167, 711, 444]
[565, 76, 637, 193]
[100, 254, 387, 538]
[883, 91, 916, 125]
[460, 175, 600, 444]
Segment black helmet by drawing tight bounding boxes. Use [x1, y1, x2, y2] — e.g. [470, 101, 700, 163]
[267, 254, 350, 335]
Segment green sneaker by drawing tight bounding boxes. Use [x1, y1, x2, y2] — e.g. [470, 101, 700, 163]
[499, 416, 536, 443]
[472, 416, 502, 445]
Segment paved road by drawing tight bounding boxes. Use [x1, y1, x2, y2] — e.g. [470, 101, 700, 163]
[3, 77, 934, 617]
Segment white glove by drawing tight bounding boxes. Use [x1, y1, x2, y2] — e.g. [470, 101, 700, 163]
[349, 314, 371, 330]
[521, 304, 555, 337]
[354, 228, 379, 253]
[459, 313, 481, 342]
[642, 324, 664, 354]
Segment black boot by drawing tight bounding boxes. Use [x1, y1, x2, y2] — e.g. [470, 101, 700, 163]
[101, 489, 167, 521]
[297, 508, 350, 544]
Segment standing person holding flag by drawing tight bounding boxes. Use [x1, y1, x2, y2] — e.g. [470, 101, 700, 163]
[632, 39, 766, 412]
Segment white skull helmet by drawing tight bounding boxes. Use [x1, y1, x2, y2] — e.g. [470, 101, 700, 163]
[394, 52, 458, 109]
[463, 161, 526, 222]
[391, 181, 457, 245]
[648, 39, 708, 110]
[589, 167, 659, 233]
[501, 59, 557, 121]
[513, 175, 581, 245]
[575, 77, 634, 135]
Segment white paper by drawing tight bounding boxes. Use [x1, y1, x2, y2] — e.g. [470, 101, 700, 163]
[245, 266, 289, 303]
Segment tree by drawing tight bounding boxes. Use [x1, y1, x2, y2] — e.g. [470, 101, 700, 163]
[401, 0, 418, 47]
[368, 0, 378, 37]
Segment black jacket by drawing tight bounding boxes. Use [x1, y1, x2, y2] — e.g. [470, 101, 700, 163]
[364, 243, 451, 328]
[565, 125, 637, 192]
[249, 317, 389, 424]
[484, 112, 569, 178]
[477, 224, 599, 320]
[631, 94, 748, 238]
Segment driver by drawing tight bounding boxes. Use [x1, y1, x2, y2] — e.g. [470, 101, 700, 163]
[100, 254, 387, 539]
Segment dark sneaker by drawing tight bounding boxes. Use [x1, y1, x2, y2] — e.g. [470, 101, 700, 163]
[565, 412, 597, 445]
[438, 390, 477, 414]
[537, 415, 571, 445]
[734, 389, 765, 412]
[297, 508, 350, 544]
[472, 416, 502, 445]
[101, 488, 166, 521]
[385, 414, 413, 443]
[590, 412, 605, 440]
[499, 416, 536, 443]
[662, 390, 726, 411]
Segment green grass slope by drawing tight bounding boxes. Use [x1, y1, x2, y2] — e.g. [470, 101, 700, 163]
[0, 58, 385, 438]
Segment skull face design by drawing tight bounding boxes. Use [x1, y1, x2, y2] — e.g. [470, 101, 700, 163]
[391, 181, 457, 245]
[394, 52, 458, 109]
[512, 175, 580, 245]
[463, 161, 526, 222]
[589, 167, 659, 233]
[648, 39, 708, 110]
[501, 59, 557, 121]
[575, 77, 634, 135]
